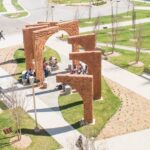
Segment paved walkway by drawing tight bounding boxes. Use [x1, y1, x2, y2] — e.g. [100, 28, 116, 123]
[80, 18, 150, 33]
[0, 33, 22, 49]
[0, 33, 150, 150]
[0, 66, 83, 149]
[97, 42, 150, 53]
[3, 0, 16, 12]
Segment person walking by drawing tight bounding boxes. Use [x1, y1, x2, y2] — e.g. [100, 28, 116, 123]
[0, 30, 5, 40]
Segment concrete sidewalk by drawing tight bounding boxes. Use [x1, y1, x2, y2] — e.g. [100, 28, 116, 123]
[0, 67, 83, 149]
[80, 18, 150, 33]
[97, 42, 150, 53]
[0, 33, 22, 49]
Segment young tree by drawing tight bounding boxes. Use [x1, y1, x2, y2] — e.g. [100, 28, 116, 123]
[131, 2, 136, 38]
[135, 25, 143, 64]
[45, 0, 49, 21]
[93, 16, 101, 34]
[110, 0, 118, 53]
[10, 86, 26, 141]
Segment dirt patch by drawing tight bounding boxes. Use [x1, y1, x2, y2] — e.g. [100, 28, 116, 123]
[0, 44, 23, 74]
[129, 61, 144, 67]
[10, 135, 32, 149]
[97, 78, 150, 139]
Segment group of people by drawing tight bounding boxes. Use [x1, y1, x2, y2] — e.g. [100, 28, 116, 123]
[43, 57, 58, 77]
[22, 68, 35, 84]
[70, 63, 88, 75]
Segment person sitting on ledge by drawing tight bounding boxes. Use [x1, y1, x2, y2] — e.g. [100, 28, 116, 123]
[52, 58, 58, 67]
[24, 68, 33, 83]
[77, 63, 83, 74]
[44, 63, 49, 78]
[83, 65, 88, 74]
[70, 64, 77, 74]
[49, 56, 53, 66]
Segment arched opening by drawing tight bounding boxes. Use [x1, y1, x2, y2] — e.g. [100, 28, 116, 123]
[23, 20, 79, 85]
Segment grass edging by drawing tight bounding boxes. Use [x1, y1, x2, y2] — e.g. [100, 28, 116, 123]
[58, 78, 121, 137]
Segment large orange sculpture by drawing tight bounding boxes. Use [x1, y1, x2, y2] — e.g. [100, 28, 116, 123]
[68, 34, 96, 51]
[56, 74, 93, 123]
[70, 51, 101, 100]
[23, 20, 79, 84]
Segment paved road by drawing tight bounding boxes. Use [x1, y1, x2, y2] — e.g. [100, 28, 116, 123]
[0, 0, 132, 35]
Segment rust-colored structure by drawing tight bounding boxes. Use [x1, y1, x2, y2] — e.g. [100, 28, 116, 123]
[56, 74, 93, 123]
[23, 20, 79, 84]
[70, 51, 101, 100]
[68, 34, 96, 51]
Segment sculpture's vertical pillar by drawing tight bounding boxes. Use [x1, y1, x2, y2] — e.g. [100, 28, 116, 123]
[23, 29, 34, 70]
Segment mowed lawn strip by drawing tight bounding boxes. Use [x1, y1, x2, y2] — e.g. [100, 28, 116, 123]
[0, 101, 61, 150]
[0, 0, 6, 12]
[100, 47, 150, 75]
[96, 22, 150, 50]
[12, 0, 24, 10]
[79, 10, 150, 27]
[58, 78, 121, 137]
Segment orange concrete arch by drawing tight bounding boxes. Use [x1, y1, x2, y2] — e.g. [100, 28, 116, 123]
[56, 74, 93, 123]
[32, 26, 59, 83]
[69, 51, 101, 100]
[68, 34, 96, 51]
[23, 24, 49, 70]
[23, 20, 79, 84]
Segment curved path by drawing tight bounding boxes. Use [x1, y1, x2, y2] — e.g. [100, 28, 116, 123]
[3, 0, 16, 12]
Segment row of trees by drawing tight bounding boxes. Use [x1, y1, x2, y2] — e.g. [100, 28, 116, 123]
[93, 0, 143, 64]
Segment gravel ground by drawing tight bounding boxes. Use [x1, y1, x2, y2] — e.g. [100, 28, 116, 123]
[97, 78, 150, 139]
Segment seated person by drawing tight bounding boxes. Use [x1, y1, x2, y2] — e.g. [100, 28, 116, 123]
[83, 65, 88, 74]
[52, 58, 58, 67]
[49, 56, 53, 66]
[24, 68, 33, 83]
[77, 63, 83, 74]
[70, 64, 78, 74]
[44, 63, 49, 77]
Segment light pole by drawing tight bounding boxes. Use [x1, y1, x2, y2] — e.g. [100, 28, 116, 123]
[29, 76, 40, 133]
[51, 5, 55, 21]
[46, 0, 49, 21]
[89, 0, 92, 20]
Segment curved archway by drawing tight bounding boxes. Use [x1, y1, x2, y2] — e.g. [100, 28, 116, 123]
[69, 51, 101, 100]
[23, 20, 79, 84]
[68, 34, 96, 51]
[56, 74, 93, 123]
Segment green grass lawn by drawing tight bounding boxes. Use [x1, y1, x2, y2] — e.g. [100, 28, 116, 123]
[0, 101, 61, 150]
[49, 0, 105, 4]
[101, 47, 150, 75]
[131, 0, 150, 6]
[79, 10, 150, 27]
[96, 22, 150, 50]
[12, 0, 24, 10]
[4, 11, 28, 18]
[14, 46, 61, 79]
[58, 79, 121, 137]
[0, 0, 6, 12]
